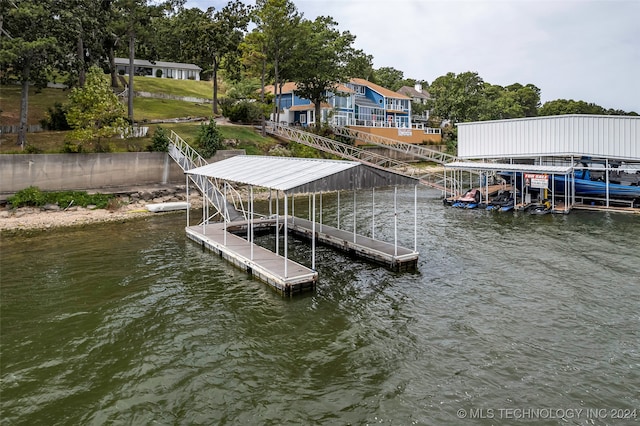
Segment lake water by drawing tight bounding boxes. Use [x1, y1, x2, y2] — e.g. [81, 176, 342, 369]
[1, 188, 638, 425]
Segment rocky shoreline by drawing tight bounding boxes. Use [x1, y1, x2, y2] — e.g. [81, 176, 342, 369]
[0, 185, 203, 234]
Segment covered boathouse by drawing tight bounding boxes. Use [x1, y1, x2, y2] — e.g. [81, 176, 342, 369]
[184, 155, 420, 295]
[448, 114, 640, 213]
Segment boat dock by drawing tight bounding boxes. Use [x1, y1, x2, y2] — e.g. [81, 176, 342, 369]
[178, 155, 421, 295]
[187, 215, 419, 295]
[187, 222, 318, 295]
[286, 217, 418, 271]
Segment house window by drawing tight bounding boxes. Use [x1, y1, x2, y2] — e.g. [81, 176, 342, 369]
[333, 94, 351, 109]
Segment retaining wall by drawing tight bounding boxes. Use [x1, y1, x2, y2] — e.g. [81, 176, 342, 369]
[0, 150, 244, 199]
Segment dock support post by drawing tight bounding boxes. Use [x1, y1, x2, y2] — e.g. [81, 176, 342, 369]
[224, 182, 227, 246]
[394, 186, 398, 257]
[372, 188, 375, 240]
[353, 190, 357, 243]
[414, 185, 417, 252]
[276, 191, 279, 255]
[312, 192, 316, 271]
[319, 192, 323, 233]
[551, 174, 555, 212]
[250, 185, 254, 261]
[605, 159, 610, 207]
[284, 192, 288, 278]
[337, 191, 341, 229]
[186, 175, 190, 227]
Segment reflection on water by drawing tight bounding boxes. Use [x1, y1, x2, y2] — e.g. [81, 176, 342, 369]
[1, 189, 638, 425]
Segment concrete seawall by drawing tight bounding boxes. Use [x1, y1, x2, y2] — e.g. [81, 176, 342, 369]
[0, 150, 244, 200]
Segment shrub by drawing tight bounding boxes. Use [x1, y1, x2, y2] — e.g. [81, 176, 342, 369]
[24, 144, 43, 154]
[40, 102, 71, 131]
[195, 119, 223, 158]
[7, 186, 114, 209]
[155, 69, 163, 78]
[227, 100, 265, 124]
[148, 126, 170, 152]
[8, 186, 46, 207]
[62, 141, 83, 153]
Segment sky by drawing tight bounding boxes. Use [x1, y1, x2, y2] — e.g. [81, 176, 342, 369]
[185, 0, 640, 112]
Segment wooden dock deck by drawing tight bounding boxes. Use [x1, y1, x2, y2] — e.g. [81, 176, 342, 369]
[186, 224, 317, 295]
[186, 215, 419, 294]
[286, 217, 418, 271]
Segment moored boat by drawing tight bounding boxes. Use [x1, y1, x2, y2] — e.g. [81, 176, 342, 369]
[449, 188, 481, 209]
[146, 202, 191, 212]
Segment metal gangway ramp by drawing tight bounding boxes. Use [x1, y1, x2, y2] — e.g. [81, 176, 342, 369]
[265, 123, 457, 194]
[330, 125, 458, 165]
[168, 130, 246, 222]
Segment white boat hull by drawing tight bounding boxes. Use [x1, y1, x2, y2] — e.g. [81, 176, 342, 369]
[146, 202, 191, 213]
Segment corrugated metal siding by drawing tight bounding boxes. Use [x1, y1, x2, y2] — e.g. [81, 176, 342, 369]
[458, 115, 640, 160]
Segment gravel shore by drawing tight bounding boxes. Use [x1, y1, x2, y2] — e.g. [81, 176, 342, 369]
[0, 186, 203, 234]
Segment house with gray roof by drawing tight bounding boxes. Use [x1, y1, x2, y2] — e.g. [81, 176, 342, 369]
[397, 84, 431, 105]
[115, 58, 202, 81]
[398, 84, 431, 122]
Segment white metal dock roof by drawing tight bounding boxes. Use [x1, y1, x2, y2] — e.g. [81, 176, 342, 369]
[186, 155, 418, 194]
[445, 161, 573, 174]
[456, 115, 640, 160]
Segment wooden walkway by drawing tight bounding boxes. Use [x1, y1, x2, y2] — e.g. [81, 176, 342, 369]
[186, 216, 419, 295]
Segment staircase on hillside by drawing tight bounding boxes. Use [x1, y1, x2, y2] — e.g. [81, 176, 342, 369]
[168, 130, 246, 222]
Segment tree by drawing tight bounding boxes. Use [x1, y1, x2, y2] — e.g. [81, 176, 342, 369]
[195, 118, 223, 158]
[201, 1, 251, 115]
[112, 0, 171, 121]
[343, 49, 374, 80]
[509, 83, 540, 117]
[0, 0, 59, 148]
[65, 66, 128, 151]
[539, 99, 605, 116]
[254, 0, 301, 123]
[427, 71, 485, 123]
[372, 66, 404, 92]
[54, 0, 114, 88]
[294, 16, 358, 127]
[240, 29, 270, 134]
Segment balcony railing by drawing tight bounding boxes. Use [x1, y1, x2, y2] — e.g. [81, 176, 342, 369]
[332, 117, 440, 134]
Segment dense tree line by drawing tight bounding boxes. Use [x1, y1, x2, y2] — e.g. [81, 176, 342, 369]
[1, 0, 635, 148]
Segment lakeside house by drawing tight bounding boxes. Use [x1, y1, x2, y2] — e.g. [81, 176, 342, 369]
[114, 58, 202, 81]
[265, 78, 441, 144]
[397, 83, 431, 123]
[265, 78, 412, 128]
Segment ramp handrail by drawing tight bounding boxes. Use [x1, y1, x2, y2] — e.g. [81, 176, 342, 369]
[330, 125, 458, 165]
[265, 123, 459, 195]
[168, 130, 246, 222]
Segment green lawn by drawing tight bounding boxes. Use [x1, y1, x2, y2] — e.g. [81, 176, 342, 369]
[131, 77, 217, 99]
[0, 86, 70, 127]
[155, 123, 280, 155]
[1, 122, 281, 155]
[134, 98, 214, 122]
[0, 77, 281, 155]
